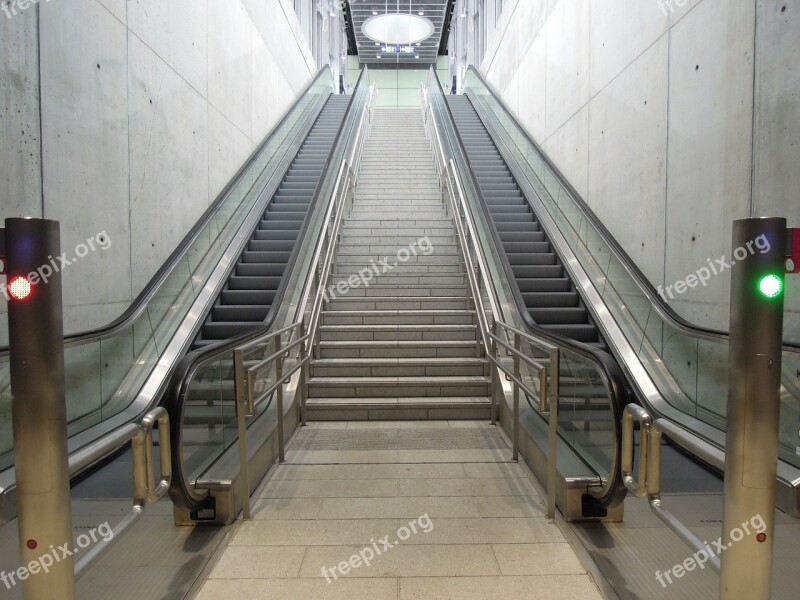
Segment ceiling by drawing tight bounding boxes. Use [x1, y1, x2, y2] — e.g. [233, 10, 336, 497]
[345, 0, 451, 66]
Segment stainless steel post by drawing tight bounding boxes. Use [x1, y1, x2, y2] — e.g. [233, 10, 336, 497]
[275, 335, 285, 464]
[5, 218, 76, 599]
[720, 217, 786, 600]
[512, 333, 520, 462]
[490, 320, 498, 424]
[547, 349, 560, 520]
[298, 321, 308, 427]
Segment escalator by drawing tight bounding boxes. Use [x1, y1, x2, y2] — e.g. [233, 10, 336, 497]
[439, 66, 800, 517]
[447, 95, 603, 347]
[0, 66, 354, 523]
[197, 97, 349, 346]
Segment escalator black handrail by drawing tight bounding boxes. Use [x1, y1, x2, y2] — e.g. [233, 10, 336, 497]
[0, 66, 335, 357]
[433, 69, 628, 509]
[166, 68, 370, 513]
[463, 66, 800, 351]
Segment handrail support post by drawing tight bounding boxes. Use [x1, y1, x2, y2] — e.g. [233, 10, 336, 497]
[547, 349, 560, 519]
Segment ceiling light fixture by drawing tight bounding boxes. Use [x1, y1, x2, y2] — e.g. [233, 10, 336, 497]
[362, 13, 435, 45]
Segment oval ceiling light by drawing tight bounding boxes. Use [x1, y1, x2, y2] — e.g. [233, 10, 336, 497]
[362, 13, 435, 45]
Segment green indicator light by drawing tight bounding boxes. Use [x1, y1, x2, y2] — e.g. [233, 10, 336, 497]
[758, 274, 783, 299]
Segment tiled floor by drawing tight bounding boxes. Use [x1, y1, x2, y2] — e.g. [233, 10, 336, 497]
[193, 421, 604, 599]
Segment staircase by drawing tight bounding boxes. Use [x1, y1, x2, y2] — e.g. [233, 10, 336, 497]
[306, 107, 492, 420]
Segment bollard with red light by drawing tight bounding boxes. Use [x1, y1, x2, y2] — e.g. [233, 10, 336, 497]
[1, 218, 76, 600]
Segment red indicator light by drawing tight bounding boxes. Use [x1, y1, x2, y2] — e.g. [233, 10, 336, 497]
[26, 539, 37, 550]
[8, 276, 32, 300]
[756, 533, 767, 543]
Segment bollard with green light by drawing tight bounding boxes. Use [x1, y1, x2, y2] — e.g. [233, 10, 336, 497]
[720, 219, 797, 600]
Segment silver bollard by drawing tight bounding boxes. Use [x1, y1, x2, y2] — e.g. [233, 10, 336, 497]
[4, 218, 76, 600]
[720, 217, 786, 600]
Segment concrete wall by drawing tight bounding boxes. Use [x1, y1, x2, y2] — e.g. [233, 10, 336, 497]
[473, 0, 799, 341]
[0, 0, 325, 346]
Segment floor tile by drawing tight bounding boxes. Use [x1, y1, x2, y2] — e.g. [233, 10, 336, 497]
[195, 577, 399, 600]
[207, 546, 307, 579]
[492, 543, 586, 575]
[399, 575, 603, 600]
[318, 496, 480, 519]
[301, 544, 500, 578]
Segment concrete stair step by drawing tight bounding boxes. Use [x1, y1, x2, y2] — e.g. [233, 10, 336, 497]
[339, 235, 455, 245]
[319, 323, 478, 342]
[327, 296, 471, 310]
[305, 396, 491, 421]
[326, 284, 468, 298]
[325, 276, 467, 290]
[318, 339, 481, 359]
[310, 357, 488, 377]
[342, 228, 455, 237]
[321, 309, 476, 326]
[334, 244, 458, 255]
[306, 375, 491, 398]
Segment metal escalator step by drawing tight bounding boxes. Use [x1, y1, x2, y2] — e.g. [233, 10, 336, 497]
[502, 238, 548, 251]
[272, 196, 312, 204]
[228, 276, 283, 290]
[528, 306, 589, 325]
[212, 304, 272, 322]
[220, 289, 277, 305]
[271, 188, 314, 198]
[248, 239, 296, 252]
[499, 231, 540, 242]
[539, 323, 599, 343]
[268, 204, 310, 213]
[517, 278, 572, 293]
[280, 181, 317, 190]
[485, 197, 525, 205]
[203, 321, 264, 339]
[265, 212, 310, 221]
[511, 263, 563, 277]
[492, 212, 534, 222]
[494, 221, 541, 232]
[507, 252, 556, 266]
[252, 229, 298, 240]
[522, 292, 580, 308]
[260, 220, 304, 229]
[489, 205, 531, 214]
[242, 250, 293, 263]
[235, 263, 285, 277]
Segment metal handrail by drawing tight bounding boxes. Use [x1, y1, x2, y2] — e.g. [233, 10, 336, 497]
[0, 67, 336, 355]
[463, 67, 800, 352]
[422, 69, 628, 511]
[422, 82, 562, 516]
[622, 403, 723, 572]
[230, 81, 376, 519]
[165, 69, 373, 516]
[73, 407, 170, 578]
